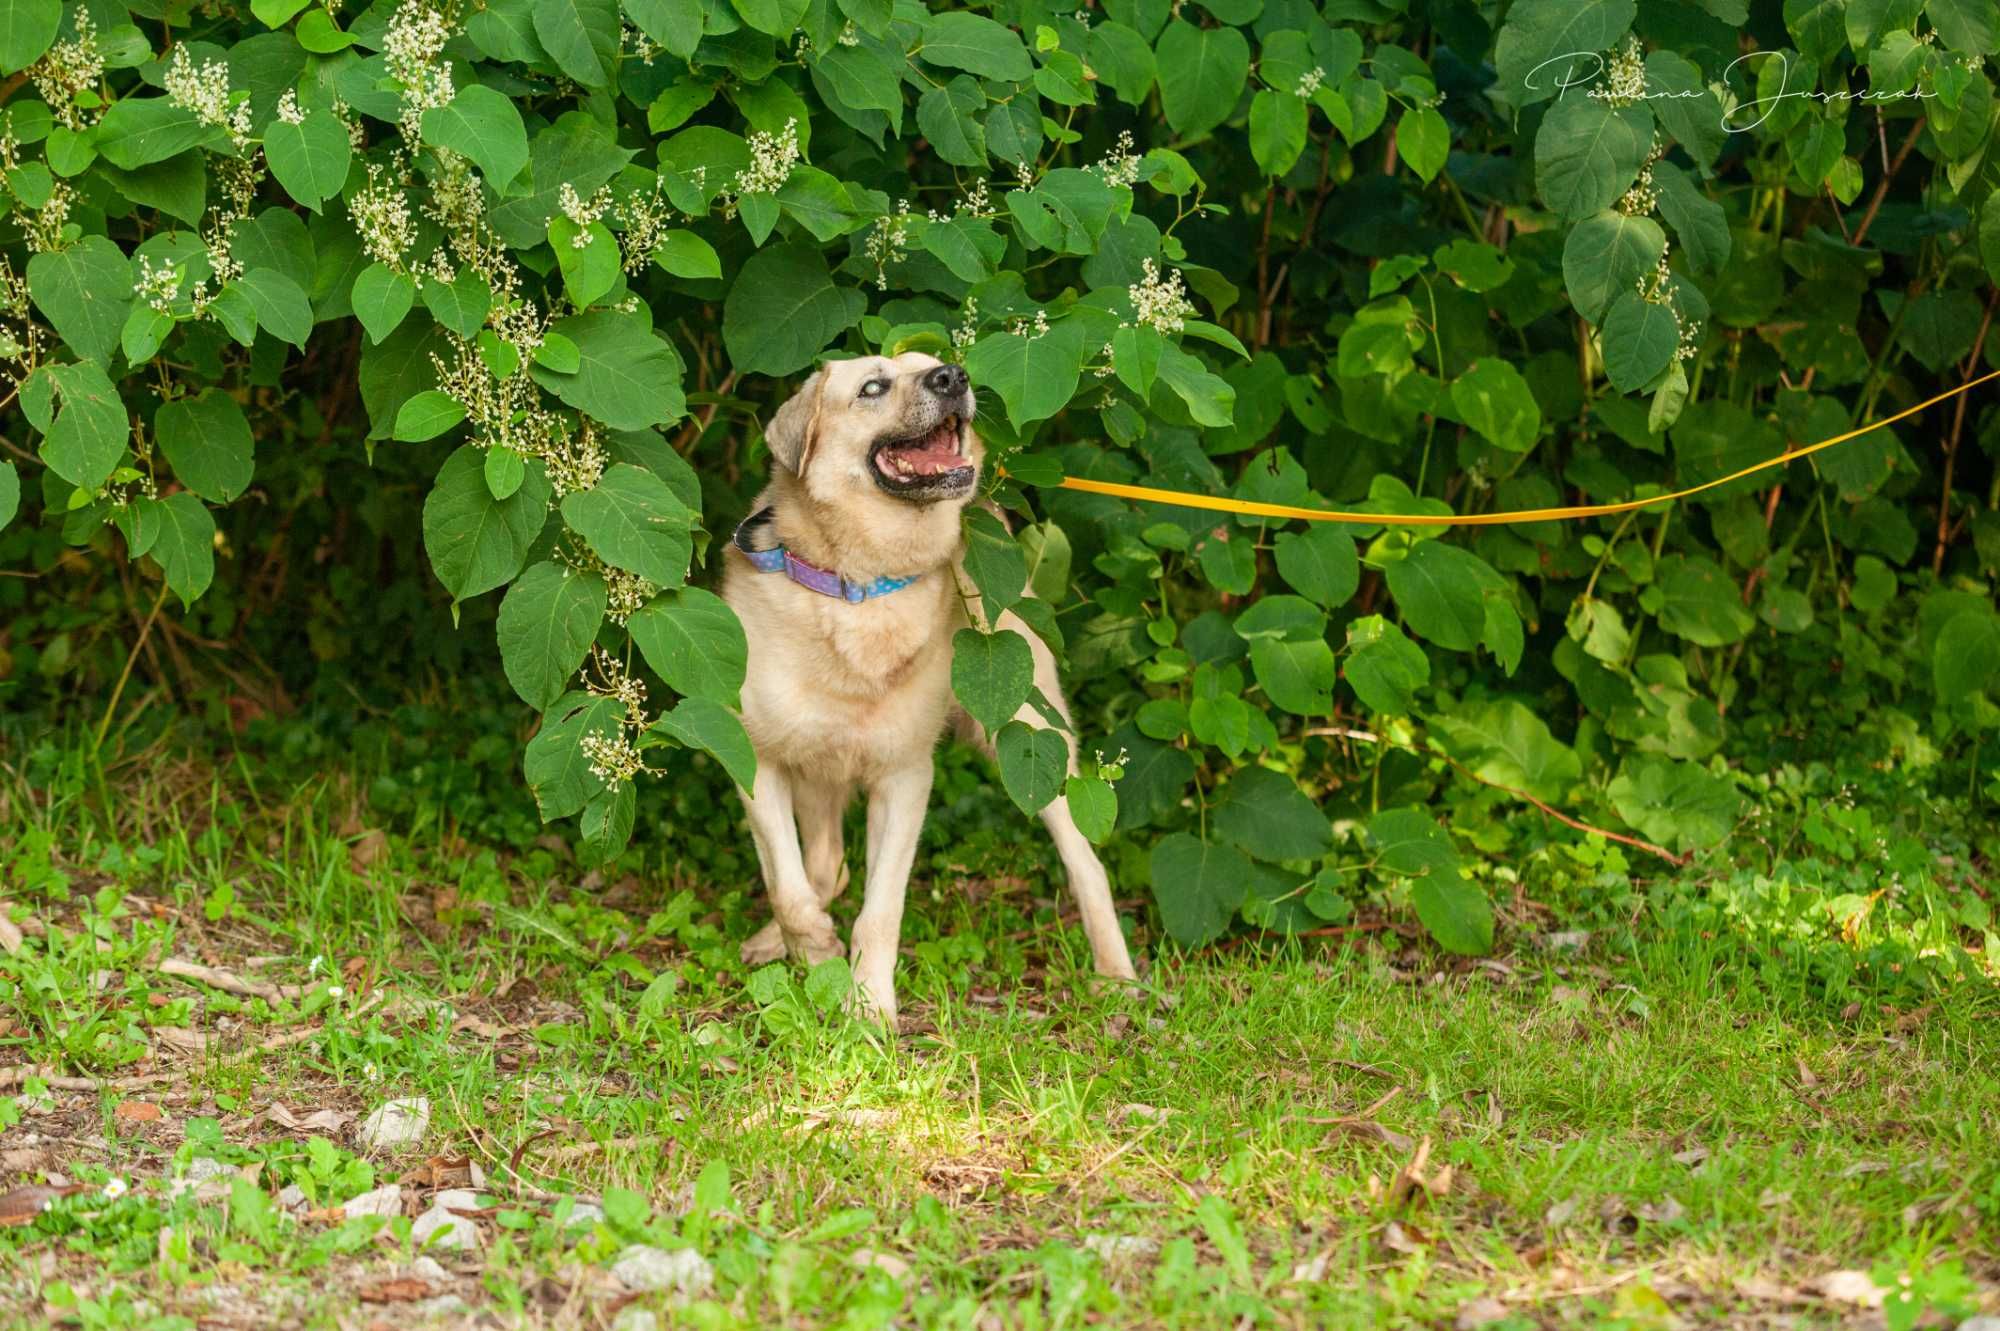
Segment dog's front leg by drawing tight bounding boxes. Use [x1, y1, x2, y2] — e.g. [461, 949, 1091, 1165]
[849, 760, 934, 1026]
[737, 764, 844, 964]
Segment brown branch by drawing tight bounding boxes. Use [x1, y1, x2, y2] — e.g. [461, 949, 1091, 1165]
[1933, 287, 1998, 574]
[1850, 119, 1926, 248]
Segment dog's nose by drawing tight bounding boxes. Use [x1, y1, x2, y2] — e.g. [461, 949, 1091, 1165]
[924, 364, 968, 397]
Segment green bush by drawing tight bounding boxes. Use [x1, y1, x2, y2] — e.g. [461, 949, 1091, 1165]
[1, 0, 1997, 952]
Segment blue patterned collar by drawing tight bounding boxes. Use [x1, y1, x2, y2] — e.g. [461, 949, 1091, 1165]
[731, 507, 921, 603]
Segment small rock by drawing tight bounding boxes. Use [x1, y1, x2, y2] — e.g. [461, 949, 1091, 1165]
[341, 1184, 404, 1218]
[613, 1310, 660, 1331]
[408, 1256, 450, 1283]
[277, 1184, 307, 1213]
[1540, 930, 1591, 952]
[1808, 1270, 1883, 1308]
[409, 1294, 468, 1320]
[358, 1097, 430, 1151]
[169, 1157, 236, 1200]
[1082, 1234, 1158, 1264]
[848, 1248, 910, 1279]
[1955, 1319, 2000, 1331]
[560, 1199, 605, 1228]
[412, 1202, 481, 1252]
[611, 1244, 714, 1298]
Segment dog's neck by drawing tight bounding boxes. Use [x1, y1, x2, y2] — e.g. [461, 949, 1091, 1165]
[763, 470, 967, 581]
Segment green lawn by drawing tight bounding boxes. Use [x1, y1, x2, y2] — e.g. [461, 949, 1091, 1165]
[0, 741, 1995, 1330]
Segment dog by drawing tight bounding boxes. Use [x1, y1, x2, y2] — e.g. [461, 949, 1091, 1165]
[721, 351, 1137, 1024]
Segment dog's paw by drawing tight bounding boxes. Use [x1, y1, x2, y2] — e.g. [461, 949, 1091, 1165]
[739, 920, 787, 966]
[783, 916, 846, 965]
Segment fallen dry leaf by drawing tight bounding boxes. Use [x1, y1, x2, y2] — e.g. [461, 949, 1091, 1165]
[0, 908, 24, 956]
[0, 1184, 88, 1226]
[349, 829, 392, 873]
[358, 1277, 433, 1304]
[264, 1103, 351, 1134]
[1455, 1296, 1511, 1329]
[158, 958, 301, 1003]
[1807, 1270, 1884, 1308]
[113, 1101, 163, 1123]
[150, 1026, 210, 1056]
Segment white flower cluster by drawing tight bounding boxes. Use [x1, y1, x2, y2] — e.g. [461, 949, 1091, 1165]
[1006, 309, 1050, 339]
[163, 46, 252, 149]
[1092, 129, 1142, 189]
[603, 566, 658, 624]
[1128, 259, 1195, 334]
[384, 0, 455, 138]
[1636, 246, 1701, 366]
[134, 257, 183, 313]
[558, 181, 611, 239]
[351, 165, 418, 269]
[1295, 66, 1326, 98]
[31, 10, 106, 130]
[837, 21, 860, 46]
[615, 179, 677, 275]
[1618, 135, 1666, 217]
[578, 648, 657, 787]
[1590, 37, 1647, 108]
[733, 119, 801, 197]
[274, 90, 307, 126]
[864, 200, 914, 291]
[583, 731, 645, 786]
[623, 23, 661, 65]
[951, 297, 979, 350]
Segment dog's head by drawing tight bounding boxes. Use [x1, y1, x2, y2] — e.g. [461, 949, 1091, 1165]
[763, 352, 981, 507]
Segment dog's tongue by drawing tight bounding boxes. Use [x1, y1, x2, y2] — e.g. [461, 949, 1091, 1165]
[894, 422, 964, 474]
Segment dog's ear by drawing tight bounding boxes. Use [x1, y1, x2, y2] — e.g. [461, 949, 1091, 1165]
[764, 369, 826, 476]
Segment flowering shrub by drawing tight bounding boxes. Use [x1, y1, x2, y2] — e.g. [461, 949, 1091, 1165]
[2, 1, 1998, 951]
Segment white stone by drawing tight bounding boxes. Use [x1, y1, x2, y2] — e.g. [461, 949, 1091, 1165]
[341, 1184, 404, 1218]
[848, 1248, 910, 1278]
[358, 1097, 430, 1150]
[613, 1310, 660, 1331]
[408, 1255, 449, 1283]
[561, 1199, 606, 1228]
[412, 1200, 481, 1252]
[1082, 1234, 1158, 1263]
[611, 1245, 714, 1297]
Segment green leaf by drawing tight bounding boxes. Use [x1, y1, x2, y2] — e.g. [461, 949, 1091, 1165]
[559, 463, 693, 588]
[1274, 525, 1360, 607]
[352, 263, 415, 345]
[722, 243, 867, 377]
[393, 390, 467, 441]
[1654, 554, 1753, 646]
[1397, 106, 1449, 183]
[964, 321, 1086, 428]
[1600, 293, 1680, 393]
[1562, 210, 1664, 324]
[525, 691, 623, 819]
[264, 109, 352, 210]
[485, 445, 525, 499]
[236, 268, 313, 347]
[155, 389, 254, 503]
[951, 627, 1034, 734]
[550, 217, 620, 309]
[422, 84, 530, 186]
[960, 508, 1027, 614]
[1432, 700, 1581, 802]
[1535, 99, 1652, 221]
[653, 697, 758, 790]
[1366, 807, 1490, 954]
[1157, 20, 1248, 138]
[1607, 756, 1742, 853]
[1650, 161, 1729, 277]
[1934, 611, 2000, 702]
[918, 11, 1033, 81]
[1343, 615, 1429, 713]
[1149, 832, 1251, 947]
[531, 311, 687, 430]
[1449, 359, 1541, 452]
[653, 230, 721, 280]
[1384, 541, 1504, 653]
[37, 361, 128, 490]
[1248, 638, 1335, 716]
[421, 443, 552, 602]
[1493, 0, 1636, 108]
[996, 720, 1068, 815]
[95, 97, 223, 169]
[496, 560, 608, 709]
[533, 0, 618, 87]
[294, 8, 355, 50]
[917, 77, 987, 167]
[1063, 775, 1116, 844]
[0, 459, 16, 531]
[0, 0, 59, 74]
[134, 492, 216, 606]
[729, 0, 810, 37]
[1249, 90, 1308, 176]
[422, 268, 492, 339]
[27, 235, 132, 366]
[628, 587, 749, 707]
[1213, 765, 1332, 862]
[579, 781, 637, 866]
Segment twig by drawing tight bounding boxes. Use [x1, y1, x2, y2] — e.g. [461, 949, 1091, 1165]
[158, 958, 303, 1003]
[0, 1066, 171, 1091]
[1933, 288, 1997, 574]
[93, 582, 169, 753]
[1850, 118, 1925, 247]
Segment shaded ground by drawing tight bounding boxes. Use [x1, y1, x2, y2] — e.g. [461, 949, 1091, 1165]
[0, 748, 1995, 1330]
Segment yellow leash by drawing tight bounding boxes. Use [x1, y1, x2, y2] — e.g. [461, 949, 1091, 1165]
[1029, 368, 2000, 526]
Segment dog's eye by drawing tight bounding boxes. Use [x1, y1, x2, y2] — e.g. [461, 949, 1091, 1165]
[859, 379, 889, 398]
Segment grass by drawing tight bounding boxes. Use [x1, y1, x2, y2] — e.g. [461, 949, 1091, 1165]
[0, 733, 1996, 1330]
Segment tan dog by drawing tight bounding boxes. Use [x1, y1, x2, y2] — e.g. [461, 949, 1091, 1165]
[722, 352, 1136, 1023]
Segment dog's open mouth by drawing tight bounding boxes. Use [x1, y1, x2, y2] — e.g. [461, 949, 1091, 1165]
[869, 415, 974, 498]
